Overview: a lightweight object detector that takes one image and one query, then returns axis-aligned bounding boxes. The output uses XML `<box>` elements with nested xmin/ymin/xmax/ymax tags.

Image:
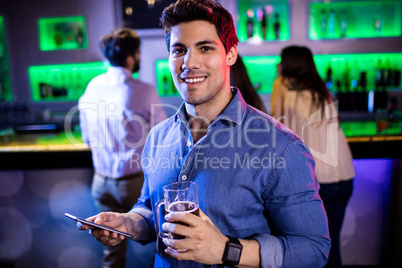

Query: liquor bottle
<box><xmin>375</xmin><ymin>59</ymin><xmax>384</xmax><ymax>89</ymax></box>
<box><xmin>274</xmin><ymin>13</ymin><xmax>280</xmax><ymax>39</ymax></box>
<box><xmin>0</xmin><ymin>40</ymin><xmax>4</xmax><ymax>60</ymax></box>
<box><xmin>327</xmin><ymin>9</ymin><xmax>337</xmax><ymax>38</ymax></box>
<box><xmin>320</xmin><ymin>9</ymin><xmax>327</xmax><ymax>37</ymax></box>
<box><xmin>359</xmin><ymin>71</ymin><xmax>368</xmax><ymax>111</ymax></box>
<box><xmin>325</xmin><ymin>62</ymin><xmax>333</xmax><ymax>91</ymax></box>
<box><xmin>246</xmin><ymin>9</ymin><xmax>254</xmax><ymax>39</ymax></box>
<box><xmin>374</xmin><ymin>4</ymin><xmax>384</xmax><ymax>35</ymax></box>
<box><xmin>76</xmin><ymin>26</ymin><xmax>84</xmax><ymax>47</ymax></box>
<box><xmin>260</xmin><ymin>8</ymin><xmax>267</xmax><ymax>39</ymax></box>
<box><xmin>340</xmin><ymin>9</ymin><xmax>347</xmax><ymax>38</ymax></box>
<box><xmin>342</xmin><ymin>60</ymin><xmax>351</xmax><ymax>110</ymax></box>
<box><xmin>163</xmin><ymin>75</ymin><xmax>169</xmax><ymax>96</ymax></box>
<box><xmin>383</xmin><ymin>58</ymin><xmax>391</xmax><ymax>88</ymax></box>
<box><xmin>350</xmin><ymin>60</ymin><xmax>359</xmax><ymax>91</ymax></box>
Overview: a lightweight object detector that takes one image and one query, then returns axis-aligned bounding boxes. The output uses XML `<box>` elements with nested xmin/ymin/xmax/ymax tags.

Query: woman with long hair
<box><xmin>271</xmin><ymin>45</ymin><xmax>355</xmax><ymax>268</ymax></box>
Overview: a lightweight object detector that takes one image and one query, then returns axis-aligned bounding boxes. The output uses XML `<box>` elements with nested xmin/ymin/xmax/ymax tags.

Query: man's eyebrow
<box><xmin>170</xmin><ymin>39</ymin><xmax>218</xmax><ymax>48</ymax></box>
<box><xmin>195</xmin><ymin>40</ymin><xmax>218</xmax><ymax>47</ymax></box>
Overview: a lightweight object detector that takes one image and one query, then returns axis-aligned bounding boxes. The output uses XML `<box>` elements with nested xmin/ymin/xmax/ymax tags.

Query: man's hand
<box><xmin>78</xmin><ymin>212</ymin><xmax>128</xmax><ymax>246</ymax></box>
<box><xmin>161</xmin><ymin>209</ymin><xmax>228</xmax><ymax>265</ymax></box>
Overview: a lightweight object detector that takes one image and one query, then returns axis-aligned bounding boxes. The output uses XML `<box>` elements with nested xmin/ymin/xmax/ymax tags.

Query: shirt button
<box><xmin>182</xmin><ymin>175</ymin><xmax>188</xmax><ymax>180</ymax></box>
<box><xmin>187</xmin><ymin>141</ymin><xmax>192</xmax><ymax>147</ymax></box>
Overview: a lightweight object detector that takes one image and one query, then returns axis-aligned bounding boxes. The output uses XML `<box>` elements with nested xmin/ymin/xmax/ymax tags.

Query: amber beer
<box><xmin>155</xmin><ymin>181</ymin><xmax>199</xmax><ymax>242</ymax></box>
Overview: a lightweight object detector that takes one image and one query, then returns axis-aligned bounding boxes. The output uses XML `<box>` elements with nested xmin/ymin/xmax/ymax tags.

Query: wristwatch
<box><xmin>221</xmin><ymin>235</ymin><xmax>243</xmax><ymax>267</ymax></box>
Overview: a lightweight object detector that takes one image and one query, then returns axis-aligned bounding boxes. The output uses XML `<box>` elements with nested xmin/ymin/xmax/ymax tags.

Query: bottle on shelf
<box><xmin>163</xmin><ymin>75</ymin><xmax>169</xmax><ymax>96</ymax></box>
<box><xmin>325</xmin><ymin>62</ymin><xmax>333</xmax><ymax>91</ymax></box>
<box><xmin>350</xmin><ymin>60</ymin><xmax>359</xmax><ymax>91</ymax></box>
<box><xmin>274</xmin><ymin>13</ymin><xmax>280</xmax><ymax>39</ymax></box>
<box><xmin>359</xmin><ymin>70</ymin><xmax>368</xmax><ymax>111</ymax></box>
<box><xmin>340</xmin><ymin>8</ymin><xmax>347</xmax><ymax>38</ymax></box>
<box><xmin>374</xmin><ymin>4</ymin><xmax>384</xmax><ymax>35</ymax></box>
<box><xmin>375</xmin><ymin>59</ymin><xmax>384</xmax><ymax>89</ymax></box>
<box><xmin>259</xmin><ymin>7</ymin><xmax>267</xmax><ymax>40</ymax></box>
<box><xmin>327</xmin><ymin>9</ymin><xmax>337</xmax><ymax>38</ymax></box>
<box><xmin>383</xmin><ymin>58</ymin><xmax>391</xmax><ymax>88</ymax></box>
<box><xmin>76</xmin><ymin>26</ymin><xmax>84</xmax><ymax>47</ymax></box>
<box><xmin>246</xmin><ymin>9</ymin><xmax>254</xmax><ymax>39</ymax></box>
<box><xmin>320</xmin><ymin>8</ymin><xmax>327</xmax><ymax>37</ymax></box>
<box><xmin>0</xmin><ymin>40</ymin><xmax>4</xmax><ymax>60</ymax></box>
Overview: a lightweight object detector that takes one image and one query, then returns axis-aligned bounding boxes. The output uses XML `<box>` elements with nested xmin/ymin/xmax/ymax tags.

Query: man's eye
<box><xmin>201</xmin><ymin>46</ymin><xmax>212</xmax><ymax>52</ymax></box>
<box><xmin>172</xmin><ymin>48</ymin><xmax>185</xmax><ymax>54</ymax></box>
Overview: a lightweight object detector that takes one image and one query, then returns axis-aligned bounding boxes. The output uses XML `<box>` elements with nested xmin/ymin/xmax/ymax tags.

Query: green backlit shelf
<box><xmin>28</xmin><ymin>63</ymin><xmax>139</xmax><ymax>101</ymax></box>
<box><xmin>309</xmin><ymin>0</ymin><xmax>402</xmax><ymax>40</ymax></box>
<box><xmin>341</xmin><ymin>121</ymin><xmax>402</xmax><ymax>137</ymax></box>
<box><xmin>313</xmin><ymin>53</ymin><xmax>402</xmax><ymax>93</ymax></box>
<box><xmin>237</xmin><ymin>0</ymin><xmax>290</xmax><ymax>42</ymax></box>
<box><xmin>38</xmin><ymin>16</ymin><xmax>88</xmax><ymax>51</ymax></box>
<box><xmin>0</xmin><ymin>16</ymin><xmax>12</xmax><ymax>101</ymax></box>
<box><xmin>155</xmin><ymin>59</ymin><xmax>179</xmax><ymax>97</ymax></box>
<box><xmin>29</xmin><ymin>62</ymin><xmax>108</xmax><ymax>101</ymax></box>
<box><xmin>155</xmin><ymin>53</ymin><xmax>401</xmax><ymax>97</ymax></box>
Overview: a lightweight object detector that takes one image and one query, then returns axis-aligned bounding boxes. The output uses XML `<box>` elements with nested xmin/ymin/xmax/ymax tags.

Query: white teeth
<box><xmin>185</xmin><ymin>77</ymin><xmax>205</xmax><ymax>83</ymax></box>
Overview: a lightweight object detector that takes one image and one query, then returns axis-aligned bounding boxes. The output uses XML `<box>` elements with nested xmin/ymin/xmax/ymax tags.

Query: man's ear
<box><xmin>125</xmin><ymin>54</ymin><xmax>134</xmax><ymax>69</ymax></box>
<box><xmin>226</xmin><ymin>45</ymin><xmax>238</xmax><ymax>66</ymax></box>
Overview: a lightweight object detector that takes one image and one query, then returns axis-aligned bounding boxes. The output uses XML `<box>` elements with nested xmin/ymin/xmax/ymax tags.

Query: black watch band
<box><xmin>221</xmin><ymin>235</ymin><xmax>243</xmax><ymax>267</ymax></box>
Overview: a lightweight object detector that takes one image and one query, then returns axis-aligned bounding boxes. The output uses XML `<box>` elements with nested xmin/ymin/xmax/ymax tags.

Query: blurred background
<box><xmin>0</xmin><ymin>0</ymin><xmax>401</xmax><ymax>267</ymax></box>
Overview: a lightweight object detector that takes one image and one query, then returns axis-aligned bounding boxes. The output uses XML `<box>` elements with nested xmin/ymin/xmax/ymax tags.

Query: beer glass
<box><xmin>155</xmin><ymin>181</ymin><xmax>199</xmax><ymax>240</ymax></box>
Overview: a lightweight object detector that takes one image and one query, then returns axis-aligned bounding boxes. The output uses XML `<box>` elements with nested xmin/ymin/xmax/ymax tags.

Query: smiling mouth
<box><xmin>183</xmin><ymin>77</ymin><xmax>206</xmax><ymax>83</ymax></box>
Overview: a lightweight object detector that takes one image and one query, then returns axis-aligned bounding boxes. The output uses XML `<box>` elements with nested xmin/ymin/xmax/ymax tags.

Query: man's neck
<box><xmin>185</xmin><ymin>87</ymin><xmax>233</xmax><ymax>143</ymax></box>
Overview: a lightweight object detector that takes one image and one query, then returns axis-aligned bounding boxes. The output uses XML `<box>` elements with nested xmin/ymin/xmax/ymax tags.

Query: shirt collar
<box><xmin>174</xmin><ymin>87</ymin><xmax>247</xmax><ymax>126</ymax></box>
<box><xmin>107</xmin><ymin>66</ymin><xmax>133</xmax><ymax>77</ymax></box>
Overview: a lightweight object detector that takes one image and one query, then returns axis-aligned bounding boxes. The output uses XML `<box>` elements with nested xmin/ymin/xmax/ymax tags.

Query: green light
<box><xmin>38</xmin><ymin>16</ymin><xmax>88</xmax><ymax>51</ymax></box>
<box><xmin>314</xmin><ymin>53</ymin><xmax>402</xmax><ymax>92</ymax></box>
<box><xmin>0</xmin><ymin>16</ymin><xmax>13</xmax><ymax>101</ymax></box>
<box><xmin>155</xmin><ymin>59</ymin><xmax>178</xmax><ymax>96</ymax></box>
<box><xmin>237</xmin><ymin>0</ymin><xmax>290</xmax><ymax>42</ymax></box>
<box><xmin>242</xmin><ymin>56</ymin><xmax>280</xmax><ymax>93</ymax></box>
<box><xmin>309</xmin><ymin>0</ymin><xmax>402</xmax><ymax>40</ymax></box>
<box><xmin>29</xmin><ymin>62</ymin><xmax>139</xmax><ymax>101</ymax></box>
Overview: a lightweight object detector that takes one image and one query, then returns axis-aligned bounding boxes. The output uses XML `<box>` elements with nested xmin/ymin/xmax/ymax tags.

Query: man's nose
<box><xmin>182</xmin><ymin>50</ymin><xmax>201</xmax><ymax>70</ymax></box>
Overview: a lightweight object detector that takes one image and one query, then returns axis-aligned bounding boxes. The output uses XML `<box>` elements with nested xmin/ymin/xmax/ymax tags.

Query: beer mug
<box><xmin>155</xmin><ymin>181</ymin><xmax>199</xmax><ymax>240</ymax></box>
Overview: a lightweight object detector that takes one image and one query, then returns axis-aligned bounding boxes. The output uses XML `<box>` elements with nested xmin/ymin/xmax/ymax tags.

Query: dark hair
<box><xmin>99</xmin><ymin>28</ymin><xmax>141</xmax><ymax>67</ymax></box>
<box><xmin>160</xmin><ymin>0</ymin><xmax>238</xmax><ymax>53</ymax></box>
<box><xmin>280</xmin><ymin>45</ymin><xmax>332</xmax><ymax>111</ymax></box>
<box><xmin>230</xmin><ymin>55</ymin><xmax>266</xmax><ymax>113</ymax></box>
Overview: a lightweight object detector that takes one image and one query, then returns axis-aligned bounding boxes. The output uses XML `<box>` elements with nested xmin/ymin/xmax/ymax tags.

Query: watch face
<box><xmin>227</xmin><ymin>245</ymin><xmax>242</xmax><ymax>261</ymax></box>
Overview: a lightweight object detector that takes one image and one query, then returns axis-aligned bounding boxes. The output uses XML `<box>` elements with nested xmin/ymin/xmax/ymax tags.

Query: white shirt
<box><xmin>79</xmin><ymin>66</ymin><xmax>167</xmax><ymax>178</ymax></box>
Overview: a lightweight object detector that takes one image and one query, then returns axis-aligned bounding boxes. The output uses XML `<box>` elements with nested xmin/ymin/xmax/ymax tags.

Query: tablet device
<box><xmin>64</xmin><ymin>213</ymin><xmax>133</xmax><ymax>238</ymax></box>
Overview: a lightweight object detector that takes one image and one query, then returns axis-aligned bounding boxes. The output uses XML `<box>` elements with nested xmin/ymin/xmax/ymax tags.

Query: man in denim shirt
<box><xmin>80</xmin><ymin>0</ymin><xmax>330</xmax><ymax>267</ymax></box>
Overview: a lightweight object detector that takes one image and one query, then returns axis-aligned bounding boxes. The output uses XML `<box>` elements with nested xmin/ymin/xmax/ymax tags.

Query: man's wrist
<box><xmin>221</xmin><ymin>235</ymin><xmax>243</xmax><ymax>267</ymax></box>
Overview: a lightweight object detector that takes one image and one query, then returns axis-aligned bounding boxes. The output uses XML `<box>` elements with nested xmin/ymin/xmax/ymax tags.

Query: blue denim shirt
<box><xmin>132</xmin><ymin>89</ymin><xmax>330</xmax><ymax>268</ymax></box>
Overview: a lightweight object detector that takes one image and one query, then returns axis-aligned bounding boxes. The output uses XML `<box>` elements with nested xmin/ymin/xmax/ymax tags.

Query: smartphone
<box><xmin>64</xmin><ymin>213</ymin><xmax>133</xmax><ymax>238</ymax></box>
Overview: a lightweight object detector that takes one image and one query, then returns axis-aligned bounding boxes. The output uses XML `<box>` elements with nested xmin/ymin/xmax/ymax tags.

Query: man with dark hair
<box><xmin>78</xmin><ymin>27</ymin><xmax>166</xmax><ymax>268</ymax></box>
<box><xmin>80</xmin><ymin>1</ymin><xmax>330</xmax><ymax>267</ymax></box>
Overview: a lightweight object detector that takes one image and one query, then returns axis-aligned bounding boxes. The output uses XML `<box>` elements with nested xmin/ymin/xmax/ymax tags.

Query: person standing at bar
<box><xmin>78</xmin><ymin>1</ymin><xmax>330</xmax><ymax>267</ymax></box>
<box><xmin>78</xmin><ymin>28</ymin><xmax>167</xmax><ymax>268</ymax></box>
<box><xmin>230</xmin><ymin>54</ymin><xmax>267</xmax><ymax>113</ymax></box>
<box><xmin>271</xmin><ymin>45</ymin><xmax>355</xmax><ymax>268</ymax></box>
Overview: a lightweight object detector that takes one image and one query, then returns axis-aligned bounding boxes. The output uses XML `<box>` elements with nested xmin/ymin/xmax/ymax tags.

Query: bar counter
<box><xmin>0</xmin><ymin>120</ymin><xmax>401</xmax><ymax>170</ymax></box>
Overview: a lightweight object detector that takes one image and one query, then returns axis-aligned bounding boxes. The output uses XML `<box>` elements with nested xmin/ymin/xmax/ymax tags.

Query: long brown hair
<box><xmin>230</xmin><ymin>55</ymin><xmax>266</xmax><ymax>113</ymax></box>
<box><xmin>280</xmin><ymin>46</ymin><xmax>332</xmax><ymax>111</ymax></box>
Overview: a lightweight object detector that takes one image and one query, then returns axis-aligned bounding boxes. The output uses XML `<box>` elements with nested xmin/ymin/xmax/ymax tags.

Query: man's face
<box><xmin>168</xmin><ymin>20</ymin><xmax>234</xmax><ymax>106</ymax></box>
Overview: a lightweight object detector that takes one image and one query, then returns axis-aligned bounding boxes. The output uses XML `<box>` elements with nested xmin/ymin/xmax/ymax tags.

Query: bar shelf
<box><xmin>309</xmin><ymin>0</ymin><xmax>402</xmax><ymax>40</ymax></box>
